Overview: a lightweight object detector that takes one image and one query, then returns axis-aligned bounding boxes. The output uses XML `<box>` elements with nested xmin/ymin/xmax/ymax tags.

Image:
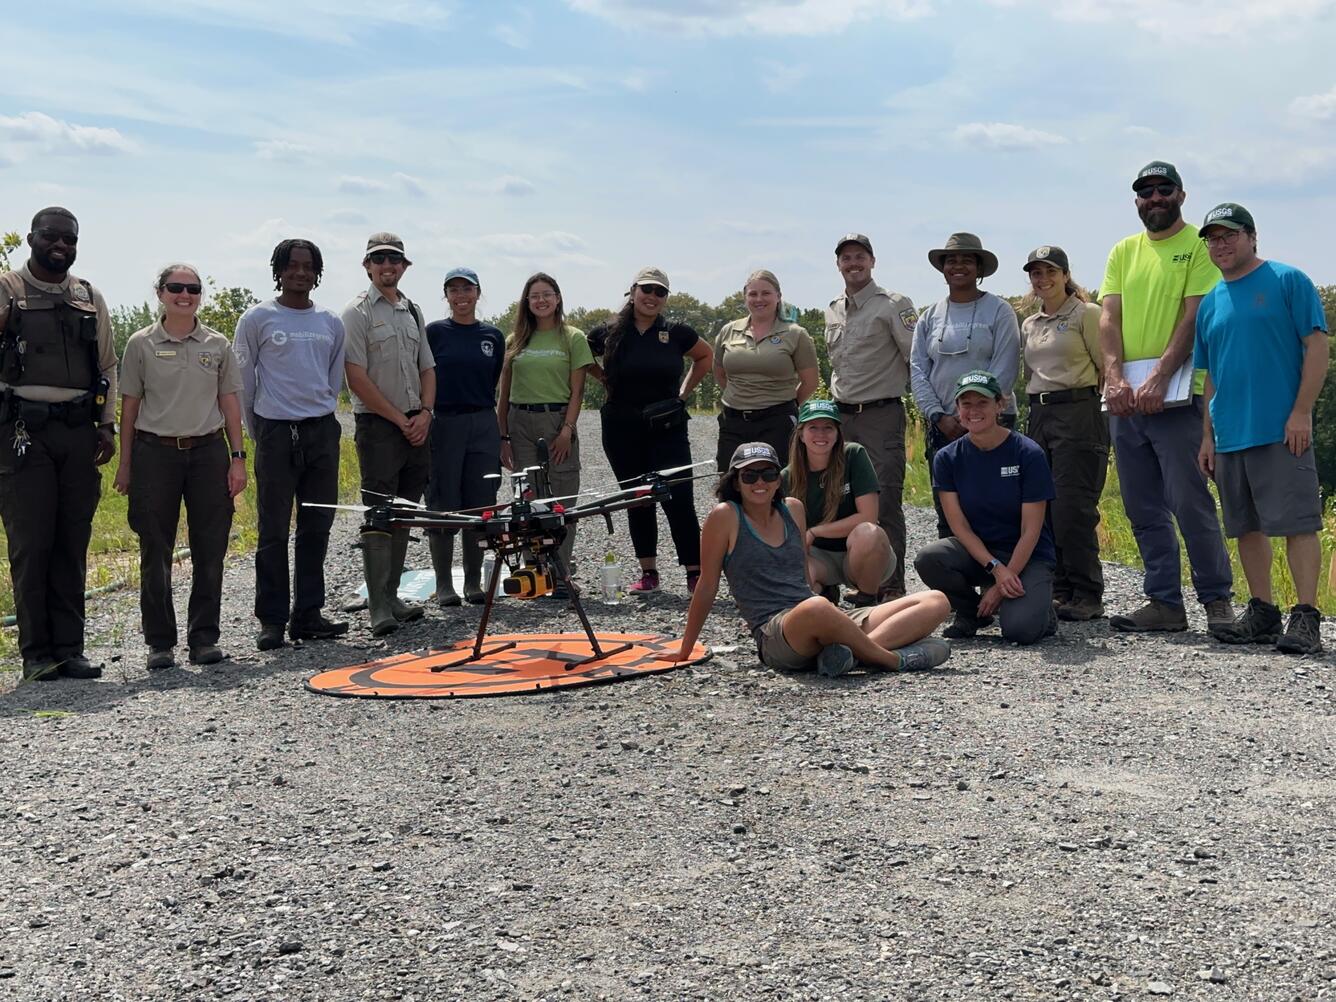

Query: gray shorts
<box><xmin>808</xmin><ymin>545</ymin><xmax>897</xmax><ymax>589</ymax></box>
<box><xmin>753</xmin><ymin>605</ymin><xmax>874</xmax><ymax>672</ymax></box>
<box><xmin>1215</xmin><ymin>442</ymin><xmax>1322</xmax><ymax>538</ymax></box>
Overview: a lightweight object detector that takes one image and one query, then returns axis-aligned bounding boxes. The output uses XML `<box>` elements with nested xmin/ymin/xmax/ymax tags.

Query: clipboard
<box><xmin>1103</xmin><ymin>357</ymin><xmax>1195</xmax><ymax>411</ymax></box>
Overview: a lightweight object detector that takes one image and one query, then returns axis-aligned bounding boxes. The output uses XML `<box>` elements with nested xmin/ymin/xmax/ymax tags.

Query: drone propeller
<box><xmin>301</xmin><ymin>502</ymin><xmax>374</xmax><ymax>513</ymax></box>
<box><xmin>360</xmin><ymin>490</ymin><xmax>426</xmax><ymax>509</ymax></box>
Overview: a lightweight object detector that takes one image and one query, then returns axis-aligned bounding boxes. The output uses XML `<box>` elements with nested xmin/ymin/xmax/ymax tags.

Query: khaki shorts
<box><xmin>808</xmin><ymin>545</ymin><xmax>896</xmax><ymax>590</ymax></box>
<box><xmin>1215</xmin><ymin>442</ymin><xmax>1322</xmax><ymax>538</ymax></box>
<box><xmin>754</xmin><ymin>605</ymin><xmax>875</xmax><ymax>672</ymax></box>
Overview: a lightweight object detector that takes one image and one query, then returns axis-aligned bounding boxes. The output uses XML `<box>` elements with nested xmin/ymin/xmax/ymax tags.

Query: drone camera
<box><xmin>503</xmin><ymin>565</ymin><xmax>551</xmax><ymax>599</ymax></box>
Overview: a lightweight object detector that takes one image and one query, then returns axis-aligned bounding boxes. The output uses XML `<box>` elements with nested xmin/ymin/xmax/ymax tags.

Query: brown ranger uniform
<box><xmin>0</xmin><ymin>265</ymin><xmax>118</xmax><ymax>673</ymax></box>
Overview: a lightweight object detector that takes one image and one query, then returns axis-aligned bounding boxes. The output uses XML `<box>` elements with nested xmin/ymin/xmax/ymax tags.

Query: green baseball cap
<box><xmin>953</xmin><ymin>369</ymin><xmax>1002</xmax><ymax>401</ymax></box>
<box><xmin>797</xmin><ymin>399</ymin><xmax>842</xmax><ymax>425</ymax></box>
<box><xmin>1201</xmin><ymin>202</ymin><xmax>1255</xmax><ymax>234</ymax></box>
<box><xmin>1133</xmin><ymin>161</ymin><xmax>1183</xmax><ymax>191</ymax></box>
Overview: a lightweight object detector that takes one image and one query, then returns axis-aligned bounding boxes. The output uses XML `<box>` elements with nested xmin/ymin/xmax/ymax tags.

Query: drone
<box><xmin>305</xmin><ymin>442</ymin><xmax>714</xmax><ymax>671</ymax></box>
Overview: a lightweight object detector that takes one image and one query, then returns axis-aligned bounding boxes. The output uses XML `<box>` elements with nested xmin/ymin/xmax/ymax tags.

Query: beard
<box><xmin>31</xmin><ymin>245</ymin><xmax>75</xmax><ymax>275</ymax></box>
<box><xmin>1138</xmin><ymin>201</ymin><xmax>1182</xmax><ymax>234</ymax></box>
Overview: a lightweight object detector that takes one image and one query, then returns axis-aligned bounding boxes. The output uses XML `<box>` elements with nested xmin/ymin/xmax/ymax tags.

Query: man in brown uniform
<box><xmin>0</xmin><ymin>207</ymin><xmax>118</xmax><ymax>681</ymax></box>
<box><xmin>824</xmin><ymin>233</ymin><xmax>918</xmax><ymax>600</ymax></box>
<box><xmin>342</xmin><ymin>233</ymin><xmax>436</xmax><ymax>636</ymax></box>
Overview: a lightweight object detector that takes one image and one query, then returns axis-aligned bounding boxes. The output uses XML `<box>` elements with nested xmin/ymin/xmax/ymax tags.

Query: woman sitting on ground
<box><xmin>782</xmin><ymin>398</ymin><xmax>894</xmax><ymax>606</ymax></box>
<box><xmin>672</xmin><ymin>441</ymin><xmax>951</xmax><ymax>675</ymax></box>
<box><xmin>914</xmin><ymin>370</ymin><xmax>1057</xmax><ymax>645</ymax></box>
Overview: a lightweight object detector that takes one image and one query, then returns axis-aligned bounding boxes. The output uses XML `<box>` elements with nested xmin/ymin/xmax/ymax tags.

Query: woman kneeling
<box><xmin>914</xmin><ymin>370</ymin><xmax>1057</xmax><ymax>644</ymax></box>
<box><xmin>673</xmin><ymin>442</ymin><xmax>951</xmax><ymax>675</ymax></box>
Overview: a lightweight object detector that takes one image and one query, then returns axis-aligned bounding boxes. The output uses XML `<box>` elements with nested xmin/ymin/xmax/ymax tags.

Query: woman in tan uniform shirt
<box><xmin>1020</xmin><ymin>246</ymin><xmax>1108</xmax><ymax>622</ymax></box>
<box><xmin>115</xmin><ymin>265</ymin><xmax>247</xmax><ymax>669</ymax></box>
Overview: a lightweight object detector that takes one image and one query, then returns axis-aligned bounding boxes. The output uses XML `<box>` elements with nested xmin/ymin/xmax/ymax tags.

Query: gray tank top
<box><xmin>723</xmin><ymin>501</ymin><xmax>814</xmax><ymax>635</ymax></box>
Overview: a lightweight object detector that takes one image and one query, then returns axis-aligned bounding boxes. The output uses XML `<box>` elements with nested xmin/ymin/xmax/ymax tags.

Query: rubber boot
<box><xmin>388</xmin><ymin>527</ymin><xmax>426</xmax><ymax>623</ymax></box>
<box><xmin>462</xmin><ymin>529</ymin><xmax>486</xmax><ymax>605</ymax></box>
<box><xmin>429</xmin><ymin>530</ymin><xmax>461</xmax><ymax>608</ymax></box>
<box><xmin>361</xmin><ymin>530</ymin><xmax>399</xmax><ymax>637</ymax></box>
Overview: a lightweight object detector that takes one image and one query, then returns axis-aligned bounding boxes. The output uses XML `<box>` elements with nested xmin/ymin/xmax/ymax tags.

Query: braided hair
<box><xmin>269</xmin><ymin>239</ymin><xmax>324</xmax><ymax>291</ymax></box>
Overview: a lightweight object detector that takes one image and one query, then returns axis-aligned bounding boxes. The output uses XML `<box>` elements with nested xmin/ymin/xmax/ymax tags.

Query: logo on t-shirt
<box><xmin>659</xmin><ymin>331</ymin><xmax>670</xmax><ymax>344</ymax></box>
<box><xmin>1172</xmin><ymin>253</ymin><xmax>1195</xmax><ymax>264</ymax></box>
<box><xmin>1000</xmin><ymin>465</ymin><xmax>1019</xmax><ymax>477</ymax></box>
<box><xmin>480</xmin><ymin>340</ymin><xmax>494</xmax><ymax>357</ymax></box>
<box><xmin>769</xmin><ymin>336</ymin><xmax>782</xmax><ymax>345</ymax></box>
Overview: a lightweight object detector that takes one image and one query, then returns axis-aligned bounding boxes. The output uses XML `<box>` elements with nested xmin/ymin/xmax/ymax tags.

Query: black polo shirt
<box><xmin>588</xmin><ymin>316</ymin><xmax>699</xmax><ymax>409</ymax></box>
<box><xmin>426</xmin><ymin>318</ymin><xmax>505</xmax><ymax>411</ymax></box>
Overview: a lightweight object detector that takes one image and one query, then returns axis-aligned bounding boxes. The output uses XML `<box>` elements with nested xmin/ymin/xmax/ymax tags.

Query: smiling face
<box><xmin>1134</xmin><ymin>182</ymin><xmax>1185</xmax><ymax>234</ymax></box>
<box><xmin>941</xmin><ymin>252</ymin><xmax>979</xmax><ymax>293</ymax></box>
<box><xmin>631</xmin><ymin>283</ymin><xmax>668</xmax><ymax>322</ymax></box>
<box><xmin>365</xmin><ymin>251</ymin><xmax>408</xmax><ymax>293</ymax></box>
<box><xmin>745</xmin><ymin>277</ymin><xmax>780</xmax><ymax>322</ymax></box>
<box><xmin>1202</xmin><ymin>225</ymin><xmax>1258</xmax><ymax>277</ymax></box>
<box><xmin>445</xmin><ymin>277</ymin><xmax>480</xmax><ymax>318</ymax></box>
<box><xmin>279</xmin><ymin>246</ymin><xmax>317</xmax><ymax>296</ymax></box>
<box><xmin>28</xmin><ymin>213</ymin><xmax>79</xmax><ymax>277</ymax></box>
<box><xmin>1027</xmin><ymin>262</ymin><xmax>1067</xmax><ymax>303</ymax></box>
<box><xmin>799</xmin><ymin>418</ymin><xmax>839</xmax><ymax>460</ymax></box>
<box><xmin>736</xmin><ymin>463</ymin><xmax>781</xmax><ymax>503</ymax></box>
<box><xmin>527</xmin><ymin>280</ymin><xmax>560</xmax><ymax>323</ymax></box>
<box><xmin>955</xmin><ymin>389</ymin><xmax>1001</xmax><ymax>433</ymax></box>
<box><xmin>156</xmin><ymin>267</ymin><xmax>203</xmax><ymax>324</ymax></box>
<box><xmin>837</xmin><ymin>245</ymin><xmax>875</xmax><ymax>291</ymax></box>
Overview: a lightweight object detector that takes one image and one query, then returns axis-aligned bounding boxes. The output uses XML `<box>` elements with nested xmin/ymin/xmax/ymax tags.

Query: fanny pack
<box><xmin>641</xmin><ymin>397</ymin><xmax>687</xmax><ymax>432</ymax></box>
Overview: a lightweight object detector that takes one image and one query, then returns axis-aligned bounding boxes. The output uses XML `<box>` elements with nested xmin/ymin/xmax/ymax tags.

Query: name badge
<box><xmin>155</xmin><ymin>350</ymin><xmax>178</xmax><ymax>358</ymax></box>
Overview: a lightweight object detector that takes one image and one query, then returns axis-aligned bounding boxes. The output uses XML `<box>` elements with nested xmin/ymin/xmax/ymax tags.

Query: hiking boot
<box><xmin>1276</xmin><ymin>604</ymin><xmax>1323</xmax><ymax>655</ymax></box>
<box><xmin>1057</xmin><ymin>597</ymin><xmax>1104</xmax><ymax>622</ymax></box>
<box><xmin>256</xmin><ymin>623</ymin><xmax>287</xmax><ymax>651</ymax></box>
<box><xmin>629</xmin><ymin>569</ymin><xmax>660</xmax><ymax>594</ymax></box>
<box><xmin>1203</xmin><ymin>597</ymin><xmax>1235</xmax><ymax>635</ymax></box>
<box><xmin>146</xmin><ymin>648</ymin><xmax>176</xmax><ymax>671</ymax></box>
<box><xmin>1109</xmin><ymin>599</ymin><xmax>1187</xmax><ymax>633</ymax></box>
<box><xmin>289</xmin><ymin>612</ymin><xmax>349</xmax><ymax>641</ymax></box>
<box><xmin>816</xmin><ymin>643</ymin><xmax>856</xmax><ymax>678</ymax></box>
<box><xmin>894</xmin><ymin>638</ymin><xmax>952</xmax><ymax>671</ymax></box>
<box><xmin>1211</xmin><ymin>597</ymin><xmax>1282</xmax><ymax>645</ymax></box>
<box><xmin>942</xmin><ymin>612</ymin><xmax>993</xmax><ymax>639</ymax></box>
<box><xmin>190</xmin><ymin>645</ymin><xmax>225</xmax><ymax>666</ymax></box>
<box><xmin>22</xmin><ymin>657</ymin><xmax>61</xmax><ymax>682</ymax></box>
<box><xmin>59</xmin><ymin>655</ymin><xmax>102</xmax><ymax>679</ymax></box>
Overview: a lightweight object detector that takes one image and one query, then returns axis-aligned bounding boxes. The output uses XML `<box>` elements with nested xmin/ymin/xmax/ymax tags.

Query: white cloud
<box><xmin>114</xmin><ymin>0</ymin><xmax>451</xmax><ymax>44</ymax></box>
<box><xmin>338</xmin><ymin>176</ymin><xmax>390</xmax><ymax>195</ymax></box>
<box><xmin>565</xmin><ymin>0</ymin><xmax>932</xmax><ymax>35</ymax></box>
<box><xmin>1013</xmin><ymin>0</ymin><xmax>1334</xmax><ymax>37</ymax></box>
<box><xmin>756</xmin><ymin>58</ymin><xmax>810</xmax><ymax>94</ymax></box>
<box><xmin>953</xmin><ymin>122</ymin><xmax>1068</xmax><ymax>151</ymax></box>
<box><xmin>486</xmin><ymin>175</ymin><xmax>537</xmax><ymax>197</ymax></box>
<box><xmin>0</xmin><ymin>111</ymin><xmax>135</xmax><ymax>158</ymax></box>
<box><xmin>326</xmin><ymin>210</ymin><xmax>370</xmax><ymax>226</ymax></box>
<box><xmin>255</xmin><ymin>139</ymin><xmax>313</xmax><ymax>162</ymax></box>
<box><xmin>476</xmin><ymin>231</ymin><xmax>590</xmax><ymax>259</ymax></box>
<box><xmin>394</xmin><ymin>172</ymin><xmax>428</xmax><ymax>198</ymax></box>
<box><xmin>1292</xmin><ymin>85</ymin><xmax>1336</xmax><ymax>120</ymax></box>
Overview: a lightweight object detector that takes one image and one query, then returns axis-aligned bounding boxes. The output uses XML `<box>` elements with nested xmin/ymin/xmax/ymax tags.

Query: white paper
<box><xmin>1104</xmin><ymin>357</ymin><xmax>1195</xmax><ymax>410</ymax></box>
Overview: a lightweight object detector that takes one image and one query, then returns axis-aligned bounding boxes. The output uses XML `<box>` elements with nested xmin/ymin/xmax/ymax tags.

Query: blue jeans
<box><xmin>1109</xmin><ymin>397</ymin><xmax>1232</xmax><ymax>606</ymax></box>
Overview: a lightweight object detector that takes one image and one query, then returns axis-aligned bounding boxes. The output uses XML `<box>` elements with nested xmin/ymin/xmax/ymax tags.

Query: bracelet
<box><xmin>500</xmin><ymin>435</ymin><xmax>511</xmax><ymax>442</ymax></box>
<box><xmin>562</xmin><ymin>421</ymin><xmax>576</xmax><ymax>433</ymax></box>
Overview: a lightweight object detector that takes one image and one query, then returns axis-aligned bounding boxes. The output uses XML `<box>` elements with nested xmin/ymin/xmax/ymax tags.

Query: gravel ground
<box><xmin>2</xmin><ymin>412</ymin><xmax>1335</xmax><ymax>1001</ymax></box>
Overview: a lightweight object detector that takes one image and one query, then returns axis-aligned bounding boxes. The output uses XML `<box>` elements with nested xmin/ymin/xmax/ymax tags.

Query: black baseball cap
<box><xmin>1133</xmin><ymin>161</ymin><xmax>1183</xmax><ymax>191</ymax></box>
<box><xmin>1200</xmin><ymin>202</ymin><xmax>1255</xmax><ymax>234</ymax></box>
<box><xmin>1023</xmin><ymin>245</ymin><xmax>1070</xmax><ymax>272</ymax></box>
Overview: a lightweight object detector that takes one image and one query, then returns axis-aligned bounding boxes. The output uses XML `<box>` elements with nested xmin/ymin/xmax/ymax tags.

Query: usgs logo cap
<box><xmin>728</xmin><ymin>441</ymin><xmax>781</xmax><ymax>471</ymax></box>
<box><xmin>1133</xmin><ymin>160</ymin><xmax>1183</xmax><ymax>191</ymax></box>
<box><xmin>952</xmin><ymin>369</ymin><xmax>1002</xmax><ymax>401</ymax></box>
<box><xmin>1201</xmin><ymin>202</ymin><xmax>1254</xmax><ymax>234</ymax></box>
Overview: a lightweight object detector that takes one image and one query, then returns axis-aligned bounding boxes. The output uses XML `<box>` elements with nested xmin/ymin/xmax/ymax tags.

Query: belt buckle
<box><xmin>854</xmin><ymin>402</ymin><xmax>866</xmax><ymax>414</ymax></box>
<box><xmin>1038</xmin><ymin>391</ymin><xmax>1051</xmax><ymax>406</ymax></box>
<box><xmin>176</xmin><ymin>436</ymin><xmax>191</xmax><ymax>450</ymax></box>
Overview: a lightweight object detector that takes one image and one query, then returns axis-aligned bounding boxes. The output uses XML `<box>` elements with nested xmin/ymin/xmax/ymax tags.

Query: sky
<box><xmin>3</xmin><ymin>0</ymin><xmax>1335</xmax><ymax>321</ymax></box>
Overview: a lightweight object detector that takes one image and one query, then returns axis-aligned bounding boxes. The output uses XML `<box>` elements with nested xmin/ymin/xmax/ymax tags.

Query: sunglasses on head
<box><xmin>738</xmin><ymin>466</ymin><xmax>780</xmax><ymax>484</ymax></box>
<box><xmin>164</xmin><ymin>282</ymin><xmax>203</xmax><ymax>295</ymax></box>
<box><xmin>369</xmin><ymin>252</ymin><xmax>405</xmax><ymax>265</ymax></box>
<box><xmin>1135</xmin><ymin>183</ymin><xmax>1178</xmax><ymax>198</ymax></box>
<box><xmin>638</xmin><ymin>284</ymin><xmax>669</xmax><ymax>298</ymax></box>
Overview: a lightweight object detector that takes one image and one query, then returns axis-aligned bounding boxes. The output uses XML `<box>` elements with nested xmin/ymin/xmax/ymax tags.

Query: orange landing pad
<box><xmin>305</xmin><ymin>633</ymin><xmax>711</xmax><ymax>699</ymax></box>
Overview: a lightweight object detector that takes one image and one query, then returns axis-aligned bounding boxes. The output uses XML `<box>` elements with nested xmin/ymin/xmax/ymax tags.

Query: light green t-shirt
<box><xmin>508</xmin><ymin>326</ymin><xmax>593</xmax><ymax>404</ymax></box>
<box><xmin>1100</xmin><ymin>224</ymin><xmax>1221</xmax><ymax>393</ymax></box>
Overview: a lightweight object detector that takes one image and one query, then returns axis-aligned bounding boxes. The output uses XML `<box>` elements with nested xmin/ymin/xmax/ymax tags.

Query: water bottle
<box><xmin>482</xmin><ymin>553</ymin><xmax>501</xmax><ymax>597</ymax></box>
<box><xmin>600</xmin><ymin>551</ymin><xmax>622</xmax><ymax>604</ymax></box>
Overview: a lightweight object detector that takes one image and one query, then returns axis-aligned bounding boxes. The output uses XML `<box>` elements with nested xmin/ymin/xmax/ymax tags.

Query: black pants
<box><xmin>1027</xmin><ymin>396</ymin><xmax>1108</xmax><ymax>603</ymax></box>
<box><xmin>0</xmin><ymin>418</ymin><xmax>100</xmax><ymax>662</ymax></box>
<box><xmin>601</xmin><ymin>403</ymin><xmax>702</xmax><ymax>566</ymax></box>
<box><xmin>716</xmin><ymin>401</ymin><xmax>799</xmax><ymax>473</ymax></box>
<box><xmin>426</xmin><ymin>409</ymin><xmax>499</xmax><ymax>513</ymax></box>
<box><xmin>914</xmin><ymin>539</ymin><xmax>1054</xmax><ymax>645</ymax></box>
<box><xmin>354</xmin><ymin>412</ymin><xmax>431</xmax><ymax>508</ymax></box>
<box><xmin>253</xmin><ymin>413</ymin><xmax>340</xmax><ymax>625</ymax></box>
<box><xmin>127</xmin><ymin>435</ymin><xmax>233</xmax><ymax>649</ymax></box>
<box><xmin>925</xmin><ymin>413</ymin><xmax>1017</xmax><ymax>537</ymax></box>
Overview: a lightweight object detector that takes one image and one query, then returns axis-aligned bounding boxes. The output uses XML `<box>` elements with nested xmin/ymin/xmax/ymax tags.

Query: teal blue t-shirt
<box><xmin>1193</xmin><ymin>261</ymin><xmax>1329</xmax><ymax>453</ymax></box>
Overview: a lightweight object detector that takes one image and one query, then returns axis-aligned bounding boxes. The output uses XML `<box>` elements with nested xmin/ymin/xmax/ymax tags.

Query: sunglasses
<box><xmin>638</xmin><ymin>284</ymin><xmax>669</xmax><ymax>298</ymax></box>
<box><xmin>368</xmin><ymin>252</ymin><xmax>405</xmax><ymax>265</ymax></box>
<box><xmin>37</xmin><ymin>229</ymin><xmax>78</xmax><ymax>246</ymax></box>
<box><xmin>163</xmin><ymin>282</ymin><xmax>203</xmax><ymax>295</ymax></box>
<box><xmin>1135</xmin><ymin>183</ymin><xmax>1178</xmax><ymax>199</ymax></box>
<box><xmin>738</xmin><ymin>466</ymin><xmax>780</xmax><ymax>484</ymax></box>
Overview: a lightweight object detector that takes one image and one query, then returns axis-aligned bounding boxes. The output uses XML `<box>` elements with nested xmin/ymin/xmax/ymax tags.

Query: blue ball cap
<box><xmin>444</xmin><ymin>266</ymin><xmax>480</xmax><ymax>287</ymax></box>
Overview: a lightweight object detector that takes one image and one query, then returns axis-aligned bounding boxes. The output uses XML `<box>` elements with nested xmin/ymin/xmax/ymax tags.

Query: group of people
<box><xmin>0</xmin><ymin>157</ymin><xmax>1328</xmax><ymax>681</ymax></box>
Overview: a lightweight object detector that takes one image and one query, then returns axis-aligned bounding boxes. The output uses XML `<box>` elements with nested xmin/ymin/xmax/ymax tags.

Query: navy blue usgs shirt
<box><xmin>426</xmin><ymin>318</ymin><xmax>505</xmax><ymax>410</ymax></box>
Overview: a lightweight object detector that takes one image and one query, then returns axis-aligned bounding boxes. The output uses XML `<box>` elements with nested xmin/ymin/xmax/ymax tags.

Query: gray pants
<box><xmin>509</xmin><ymin>406</ymin><xmax>580</xmax><ymax>571</ymax></box>
<box><xmin>839</xmin><ymin>400</ymin><xmax>906</xmax><ymax>594</ymax></box>
<box><xmin>914</xmin><ymin>538</ymin><xmax>1054</xmax><ymax>645</ymax></box>
<box><xmin>1109</xmin><ymin>397</ymin><xmax>1231</xmax><ymax>607</ymax></box>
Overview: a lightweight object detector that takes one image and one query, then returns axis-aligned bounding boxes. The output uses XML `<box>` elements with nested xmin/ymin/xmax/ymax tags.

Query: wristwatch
<box><xmin>984</xmin><ymin>558</ymin><xmax>1000</xmax><ymax>573</ymax></box>
<box><xmin>230</xmin><ymin>450</ymin><xmax>247</xmax><ymax>460</ymax></box>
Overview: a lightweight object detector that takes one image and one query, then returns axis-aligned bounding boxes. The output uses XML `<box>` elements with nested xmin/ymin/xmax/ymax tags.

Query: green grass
<box><xmin>905</xmin><ymin>416</ymin><xmax>1336</xmax><ymax>615</ymax></box>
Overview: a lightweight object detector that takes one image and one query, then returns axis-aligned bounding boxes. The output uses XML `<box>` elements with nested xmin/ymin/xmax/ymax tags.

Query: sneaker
<box><xmin>894</xmin><ymin>638</ymin><xmax>952</xmax><ymax>671</ymax></box>
<box><xmin>256</xmin><ymin>623</ymin><xmax>287</xmax><ymax>651</ymax></box>
<box><xmin>816</xmin><ymin>643</ymin><xmax>856</xmax><ymax>678</ymax></box>
<box><xmin>21</xmin><ymin>657</ymin><xmax>61</xmax><ymax>682</ymax></box>
<box><xmin>1057</xmin><ymin>598</ymin><xmax>1104</xmax><ymax>622</ymax></box>
<box><xmin>1276</xmin><ymin>604</ymin><xmax>1323</xmax><ymax>655</ymax></box>
<box><xmin>942</xmin><ymin>612</ymin><xmax>993</xmax><ymax>639</ymax></box>
<box><xmin>629</xmin><ymin>570</ymin><xmax>660</xmax><ymax>594</ymax></box>
<box><xmin>59</xmin><ymin>655</ymin><xmax>103</xmax><ymax>680</ymax></box>
<box><xmin>1203</xmin><ymin>597</ymin><xmax>1236</xmax><ymax>635</ymax></box>
<box><xmin>1212</xmin><ymin>597</ymin><xmax>1282</xmax><ymax>645</ymax></box>
<box><xmin>146</xmin><ymin>648</ymin><xmax>176</xmax><ymax>671</ymax></box>
<box><xmin>189</xmin><ymin>645</ymin><xmax>225</xmax><ymax>666</ymax></box>
<box><xmin>686</xmin><ymin>571</ymin><xmax>701</xmax><ymax>595</ymax></box>
<box><xmin>1109</xmin><ymin>599</ymin><xmax>1188</xmax><ymax>633</ymax></box>
<box><xmin>289</xmin><ymin>612</ymin><xmax>350</xmax><ymax>642</ymax></box>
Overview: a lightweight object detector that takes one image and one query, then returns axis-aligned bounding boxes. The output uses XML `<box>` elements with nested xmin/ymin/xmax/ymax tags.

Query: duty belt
<box><xmin>135</xmin><ymin>429</ymin><xmax>224</xmax><ymax>450</ymax></box>
<box><xmin>835</xmin><ymin>396</ymin><xmax>901</xmax><ymax>414</ymax></box>
<box><xmin>722</xmin><ymin>400</ymin><xmax>796</xmax><ymax>421</ymax></box>
<box><xmin>0</xmin><ymin>391</ymin><xmax>95</xmax><ymax>426</ymax></box>
<box><xmin>1028</xmin><ymin>386</ymin><xmax>1099</xmax><ymax>406</ymax></box>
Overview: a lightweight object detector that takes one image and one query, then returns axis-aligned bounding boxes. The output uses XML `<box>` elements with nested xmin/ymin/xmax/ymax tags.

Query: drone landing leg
<box><xmin>430</xmin><ymin>549</ymin><xmax>516</xmax><ymax>671</ymax></box>
<box><xmin>549</xmin><ymin>552</ymin><xmax>631</xmax><ymax>669</ymax></box>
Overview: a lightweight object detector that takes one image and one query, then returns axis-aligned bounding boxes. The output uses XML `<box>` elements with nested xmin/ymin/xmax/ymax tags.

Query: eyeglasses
<box><xmin>368</xmin><ymin>252</ymin><xmax>405</xmax><ymax>265</ymax></box>
<box><xmin>36</xmin><ymin>229</ymin><xmax>78</xmax><ymax>246</ymax></box>
<box><xmin>1135</xmin><ymin>183</ymin><xmax>1178</xmax><ymax>199</ymax></box>
<box><xmin>528</xmin><ymin>292</ymin><xmax>557</xmax><ymax>302</ymax></box>
<box><xmin>1203</xmin><ymin>229</ymin><xmax>1246</xmax><ymax>247</ymax></box>
<box><xmin>738</xmin><ymin>467</ymin><xmax>780</xmax><ymax>484</ymax></box>
<box><xmin>163</xmin><ymin>282</ymin><xmax>203</xmax><ymax>295</ymax></box>
<box><xmin>638</xmin><ymin>284</ymin><xmax>669</xmax><ymax>298</ymax></box>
